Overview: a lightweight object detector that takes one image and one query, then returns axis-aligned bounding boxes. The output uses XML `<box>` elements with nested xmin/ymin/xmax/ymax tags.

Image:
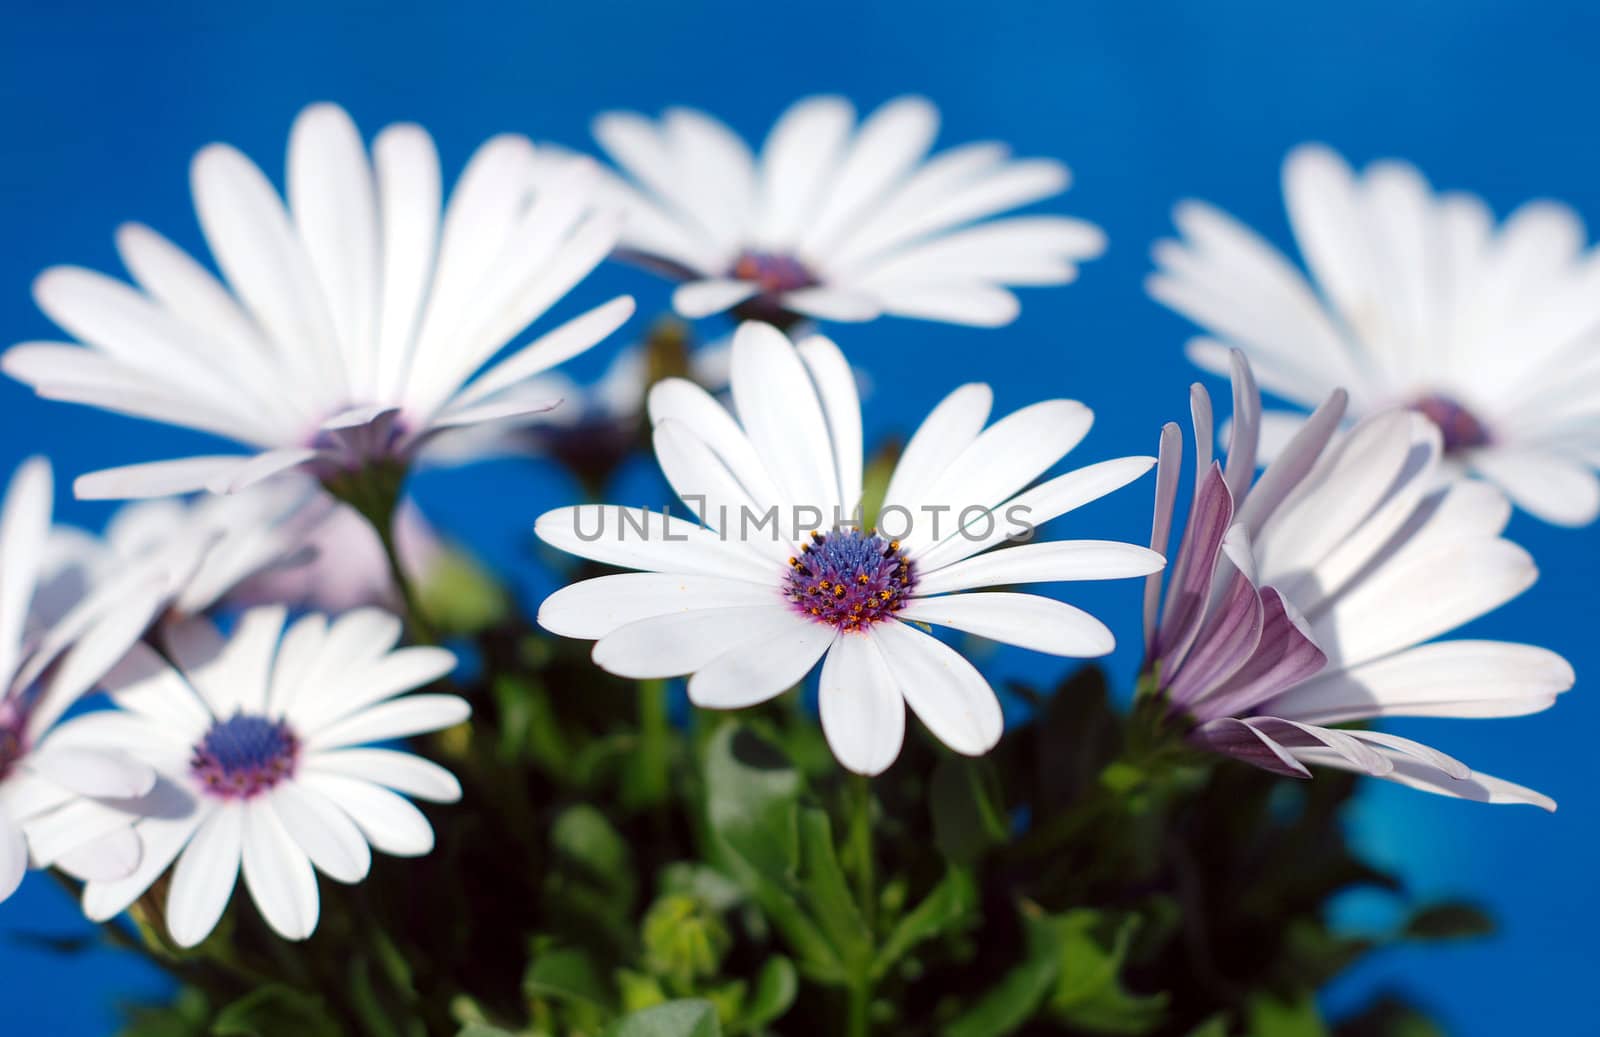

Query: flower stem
<box><xmin>846</xmin><ymin>773</ymin><xmax>876</xmax><ymax>1037</ymax></box>
<box><xmin>323</xmin><ymin>462</ymin><xmax>436</xmax><ymax>644</ymax></box>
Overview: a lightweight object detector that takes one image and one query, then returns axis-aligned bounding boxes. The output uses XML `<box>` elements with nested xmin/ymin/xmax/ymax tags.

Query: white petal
<box><xmin>818</xmin><ymin>634</ymin><xmax>905</xmax><ymax>776</ymax></box>
<box><xmin>165</xmin><ymin>607</ymin><xmax>286</xmax><ymax>718</ymax></box>
<box><xmin>25</xmin><ymin>746</ymin><xmax>156</xmax><ymax>800</ymax></box>
<box><xmin>875</xmin><ymin>283</ymin><xmax>1021</xmax><ymax>327</ymax></box>
<box><xmin>306</xmin><ymin>694</ymin><xmax>470</xmax><ymax>751</ymax></box>
<box><xmin>534</xmin><ymin>505</ymin><xmax>774</xmax><ymax>583</ymax></box>
<box><xmin>83</xmin><ymin>803</ymin><xmax>205</xmax><ymax>922</ymax></box>
<box><xmin>1270</xmin><ymin>640</ymin><xmax>1573</xmax><ymax>724</ymax></box>
<box><xmin>900</xmin><ymin>592</ymin><xmax>1114</xmax><ymax>657</ymax></box>
<box><xmin>686</xmin><ymin>617</ymin><xmax>835</xmax><ymax>709</ymax></box>
<box><xmin>74</xmin><ymin>457</ymin><xmax>252</xmax><ymax>501</ymax></box>
<box><xmin>241</xmin><ymin>800</ymin><xmax>320</xmax><ymax>941</ymax></box>
<box><xmin>56</xmin><ymin>826</ymin><xmax>142</xmax><ymax>883</ymax></box>
<box><xmin>303</xmin><ymin>748</ymin><xmax>461</xmax><ymax>803</ymax></box>
<box><xmin>290</xmin><ymin>645</ymin><xmax>457</xmax><ymax>732</ymax></box>
<box><xmin>205</xmin><ymin>448</ymin><xmax>320</xmax><ymax>495</ymax></box>
<box><xmin>301</xmin><ymin>772</ymin><xmax>435</xmax><ymax>856</ymax></box>
<box><xmin>796</xmin><ymin>334</ymin><xmax>863</xmax><ymax>516</ymax></box>
<box><xmin>646</xmin><ymin>378</ymin><xmax>789</xmax><ymax>512</ymax></box>
<box><xmin>730</xmin><ymin>322</ymin><xmax>840</xmax><ymax>516</ymax></box>
<box><xmin>870</xmin><ymin>620</ymin><xmax>1002</xmax><ymax>756</ymax></box>
<box><xmin>915</xmin><ymin>540</ymin><xmax>1165</xmax><ymax>596</ymax></box>
<box><xmin>166</xmin><ymin>806</ymin><xmax>242</xmax><ymax>948</ymax></box>
<box><xmin>0</xmin><ymin>815</ymin><xmax>27</xmax><ymax>903</ymax></box>
<box><xmin>537</xmin><ymin>572</ymin><xmax>784</xmax><ymax>640</ymax></box>
<box><xmin>1294</xmin><ymin>746</ymin><xmax>1555</xmax><ymax>811</ymax></box>
<box><xmin>1469</xmin><ymin>446</ymin><xmax>1600</xmax><ymax>527</ymax></box>
<box><xmin>672</xmin><ymin>279</ymin><xmax>760</xmax><ymax>318</ymax></box>
<box><xmin>0</xmin><ymin>457</ymin><xmax>51</xmax><ymax>691</ymax></box>
<box><xmin>593</xmin><ymin>605</ymin><xmax>799</xmax><ymax>680</ymax></box>
<box><xmin>267</xmin><ymin>782</ymin><xmax>371</xmax><ymax>884</ymax></box>
<box><xmin>781</xmin><ymin>287</ymin><xmax>883</xmax><ymax>323</ymax></box>
<box><xmin>881</xmin><ymin>383</ymin><xmax>992</xmax><ymax>514</ymax></box>
<box><xmin>755</xmin><ymin>95</ymin><xmax>855</xmax><ymax>247</ymax></box>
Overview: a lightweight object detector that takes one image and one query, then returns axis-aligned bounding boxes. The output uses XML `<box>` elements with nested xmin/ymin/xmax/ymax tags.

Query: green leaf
<box><xmin>1048</xmin><ymin>911</ymin><xmax>1166</xmax><ymax>1034</ymax></box>
<box><xmin>704</xmin><ymin>725</ymin><xmax>802</xmax><ymax>881</ymax></box>
<box><xmin>522</xmin><ymin>946</ymin><xmax>614</xmax><ymax>1013</ymax></box>
<box><xmin>551</xmin><ymin>804</ymin><xmax>638</xmax><ymax>910</ymax></box>
<box><xmin>1247</xmin><ymin>991</ymin><xmax>1327</xmax><ymax>1037</ymax></box>
<box><xmin>794</xmin><ymin>806</ymin><xmax>873</xmax><ymax>972</ymax></box>
<box><xmin>211</xmin><ymin>986</ymin><xmax>340</xmax><ymax>1037</ymax></box>
<box><xmin>1402</xmin><ymin>901</ymin><xmax>1495</xmax><ymax>942</ymax></box>
<box><xmin>456</xmin><ymin>1027</ymin><xmax>519</xmax><ymax>1037</ymax></box>
<box><xmin>604</xmin><ymin>999</ymin><xmax>722</xmax><ymax>1037</ymax></box>
<box><xmin>930</xmin><ymin>757</ymin><xmax>1009</xmax><ymax>866</ymax></box>
<box><xmin>942</xmin><ymin>906</ymin><xmax>1064</xmax><ymax>1037</ymax></box>
<box><xmin>701</xmin><ymin>725</ymin><xmax>846</xmax><ymax>984</ymax></box>
<box><xmin>872</xmin><ymin>867</ymin><xmax>977</xmax><ymax>980</ymax></box>
<box><xmin>1184</xmin><ymin>1017</ymin><xmax>1231</xmax><ymax>1037</ymax></box>
<box><xmin>659</xmin><ymin>863</ymin><xmax>746</xmax><ymax>913</ymax></box>
<box><xmin>417</xmin><ymin>541</ymin><xmax>509</xmax><ymax>634</ymax></box>
<box><xmin>740</xmin><ymin>957</ymin><xmax>798</xmax><ymax>1031</ymax></box>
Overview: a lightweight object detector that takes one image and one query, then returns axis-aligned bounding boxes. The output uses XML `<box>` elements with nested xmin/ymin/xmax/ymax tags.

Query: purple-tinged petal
<box><xmin>1343</xmin><ymin>730</ymin><xmax>1470</xmax><ymax>780</ymax></box>
<box><xmin>1223</xmin><ymin>350</ymin><xmax>1261</xmax><ymax>500</ymax></box>
<box><xmin>1192</xmin><ymin>587</ymin><xmax>1326</xmax><ymax>721</ymax></box>
<box><xmin>1244</xmin><ymin>717</ymin><xmax>1391</xmax><ymax>775</ymax></box>
<box><xmin>1236</xmin><ymin>388</ymin><xmax>1347</xmax><ymax>538</ymax></box>
<box><xmin>1155</xmin><ymin>463</ymin><xmax>1233</xmax><ymax>676</ymax></box>
<box><xmin>1189</xmin><ymin>383</ymin><xmax>1214</xmax><ymax>485</ymax></box>
<box><xmin>1188</xmin><ymin>716</ymin><xmax>1310</xmax><ymax>778</ymax></box>
<box><xmin>1165</xmin><ymin>571</ymin><xmax>1263</xmax><ymax>708</ymax></box>
<box><xmin>1143</xmin><ymin>421</ymin><xmax>1183</xmax><ymax>654</ymax></box>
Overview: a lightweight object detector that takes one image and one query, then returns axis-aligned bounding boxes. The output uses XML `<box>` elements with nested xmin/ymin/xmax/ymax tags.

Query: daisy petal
<box><xmin>900</xmin><ymin>591</ymin><xmax>1114</xmax><ymax>657</ymax></box>
<box><xmin>686</xmin><ymin>618</ymin><xmax>835</xmax><ymax>709</ymax></box>
<box><xmin>537</xmin><ymin>572</ymin><xmax>782</xmax><ymax>640</ymax></box>
<box><xmin>241</xmin><ymin>800</ymin><xmax>320</xmax><ymax>941</ymax></box>
<box><xmin>303</xmin><ymin>748</ymin><xmax>461</xmax><ymax>803</ymax></box>
<box><xmin>268</xmin><ymin>782</ymin><xmax>372</xmax><ymax>884</ymax></box>
<box><xmin>818</xmin><ymin>633</ymin><xmax>905</xmax><ymax>776</ymax></box>
<box><xmin>871</xmin><ymin>619</ymin><xmax>1002</xmax><ymax>756</ymax></box>
<box><xmin>302</xmin><ymin>772</ymin><xmax>435</xmax><ymax>856</ymax></box>
<box><xmin>166</xmin><ymin>806</ymin><xmax>242</xmax><ymax>948</ymax></box>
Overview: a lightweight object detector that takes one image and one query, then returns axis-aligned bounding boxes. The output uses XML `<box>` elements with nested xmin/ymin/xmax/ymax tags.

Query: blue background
<box><xmin>2</xmin><ymin>0</ymin><xmax>1596</xmax><ymax>1031</ymax></box>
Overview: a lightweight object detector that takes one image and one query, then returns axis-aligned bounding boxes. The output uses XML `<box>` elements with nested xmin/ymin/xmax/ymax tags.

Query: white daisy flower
<box><xmin>1145</xmin><ymin>351</ymin><xmax>1572</xmax><ymax>808</ymax></box>
<box><xmin>53</xmin><ymin>477</ymin><xmax>332</xmax><ymax>621</ymax></box>
<box><xmin>535</xmin><ymin>322</ymin><xmax>1162</xmax><ymax>775</ymax></box>
<box><xmin>57</xmin><ymin>605</ymin><xmax>465</xmax><ymax>946</ymax></box>
<box><xmin>4</xmin><ymin>101</ymin><xmax>634</xmax><ymax>502</ymax></box>
<box><xmin>592</xmin><ymin>95</ymin><xmax>1106</xmax><ymax>329</ymax></box>
<box><xmin>1149</xmin><ymin>143</ymin><xmax>1600</xmax><ymax>526</ymax></box>
<box><xmin>0</xmin><ymin>459</ymin><xmax>185</xmax><ymax>903</ymax></box>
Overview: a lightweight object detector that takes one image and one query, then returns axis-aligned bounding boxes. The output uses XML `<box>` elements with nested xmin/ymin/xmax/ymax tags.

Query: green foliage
<box><xmin>111</xmin><ymin>611</ymin><xmax>1477</xmax><ymax>1037</ymax></box>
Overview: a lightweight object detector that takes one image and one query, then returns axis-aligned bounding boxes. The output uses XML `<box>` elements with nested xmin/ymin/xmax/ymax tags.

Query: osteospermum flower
<box><xmin>52</xmin><ymin>477</ymin><xmax>332</xmax><ymax>620</ymax></box>
<box><xmin>58</xmin><ymin>605</ymin><xmax>465</xmax><ymax>946</ymax></box>
<box><xmin>0</xmin><ymin>459</ymin><xmax>184</xmax><ymax>902</ymax></box>
<box><xmin>536</xmin><ymin>322</ymin><xmax>1161</xmax><ymax>775</ymax></box>
<box><xmin>592</xmin><ymin>95</ymin><xmax>1105</xmax><ymax>328</ymax></box>
<box><xmin>1144</xmin><ymin>351</ymin><xmax>1572</xmax><ymax>808</ymax></box>
<box><xmin>4</xmin><ymin>101</ymin><xmax>633</xmax><ymax>501</ymax></box>
<box><xmin>1149</xmin><ymin>144</ymin><xmax>1600</xmax><ymax>525</ymax></box>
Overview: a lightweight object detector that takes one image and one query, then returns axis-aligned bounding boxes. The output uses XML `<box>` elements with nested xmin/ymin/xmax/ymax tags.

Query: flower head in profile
<box><xmin>5</xmin><ymin>102</ymin><xmax>634</xmax><ymax>501</ymax></box>
<box><xmin>535</xmin><ymin>322</ymin><xmax>1161</xmax><ymax>775</ymax></box>
<box><xmin>1144</xmin><ymin>352</ymin><xmax>1572</xmax><ymax>808</ymax></box>
<box><xmin>592</xmin><ymin>96</ymin><xmax>1105</xmax><ymax>328</ymax></box>
<box><xmin>1150</xmin><ymin>144</ymin><xmax>1600</xmax><ymax>525</ymax></box>
<box><xmin>0</xmin><ymin>460</ymin><xmax>175</xmax><ymax>903</ymax></box>
<box><xmin>61</xmin><ymin>605</ymin><xmax>465</xmax><ymax>946</ymax></box>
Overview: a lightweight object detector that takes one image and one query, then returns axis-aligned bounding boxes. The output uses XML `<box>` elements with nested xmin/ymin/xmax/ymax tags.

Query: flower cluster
<box><xmin>0</xmin><ymin>96</ymin><xmax>1585</xmax><ymax>1035</ymax></box>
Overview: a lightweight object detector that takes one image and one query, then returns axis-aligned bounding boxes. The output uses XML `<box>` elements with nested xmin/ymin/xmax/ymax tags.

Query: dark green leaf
<box><xmin>604</xmin><ymin>999</ymin><xmax>722</xmax><ymax>1037</ymax></box>
<box><xmin>942</xmin><ymin>906</ymin><xmax>1063</xmax><ymax>1037</ymax></box>
<box><xmin>1246</xmin><ymin>991</ymin><xmax>1327</xmax><ymax>1037</ymax></box>
<box><xmin>1048</xmin><ymin>910</ymin><xmax>1166</xmax><ymax>1034</ymax></box>
<box><xmin>211</xmin><ymin>986</ymin><xmax>339</xmax><ymax>1037</ymax></box>
<box><xmin>794</xmin><ymin>806</ymin><xmax>872</xmax><ymax>972</ymax></box>
<box><xmin>551</xmin><ymin>804</ymin><xmax>637</xmax><ymax>910</ymax></box>
<box><xmin>740</xmin><ymin>957</ymin><xmax>798</xmax><ymax>1030</ymax></box>
<box><xmin>522</xmin><ymin>946</ymin><xmax>614</xmax><ymax>1013</ymax></box>
<box><xmin>873</xmin><ymin>867</ymin><xmax>977</xmax><ymax>980</ymax></box>
<box><xmin>1184</xmin><ymin>1017</ymin><xmax>1231</xmax><ymax>1037</ymax></box>
<box><xmin>1402</xmin><ymin>901</ymin><xmax>1494</xmax><ymax>942</ymax></box>
<box><xmin>931</xmin><ymin>757</ymin><xmax>1009</xmax><ymax>866</ymax></box>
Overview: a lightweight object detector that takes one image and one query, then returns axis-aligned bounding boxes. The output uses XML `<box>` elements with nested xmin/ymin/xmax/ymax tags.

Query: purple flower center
<box><xmin>191</xmin><ymin>713</ymin><xmax>299</xmax><ymax>800</ymax></box>
<box><xmin>784</xmin><ymin>529</ymin><xmax>916</xmax><ymax>632</ymax></box>
<box><xmin>731</xmin><ymin>250</ymin><xmax>818</xmax><ymax>298</ymax></box>
<box><xmin>0</xmin><ymin>712</ymin><xmax>25</xmax><ymax>783</ymax></box>
<box><xmin>1410</xmin><ymin>393</ymin><xmax>1491</xmax><ymax>454</ymax></box>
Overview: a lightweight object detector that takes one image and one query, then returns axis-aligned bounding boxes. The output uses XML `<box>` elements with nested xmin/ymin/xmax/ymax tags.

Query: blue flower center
<box><xmin>1411</xmin><ymin>393</ymin><xmax>1491</xmax><ymax>454</ymax></box>
<box><xmin>731</xmin><ymin>250</ymin><xmax>818</xmax><ymax>298</ymax></box>
<box><xmin>191</xmin><ymin>713</ymin><xmax>299</xmax><ymax>800</ymax></box>
<box><xmin>784</xmin><ymin>529</ymin><xmax>916</xmax><ymax>632</ymax></box>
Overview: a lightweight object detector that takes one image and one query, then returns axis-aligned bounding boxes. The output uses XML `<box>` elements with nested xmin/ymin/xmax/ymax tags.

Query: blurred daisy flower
<box><xmin>5</xmin><ymin>102</ymin><xmax>633</xmax><ymax>502</ymax></box>
<box><xmin>67</xmin><ymin>605</ymin><xmax>465</xmax><ymax>946</ymax></box>
<box><xmin>0</xmin><ymin>460</ymin><xmax>173</xmax><ymax>903</ymax></box>
<box><xmin>535</xmin><ymin>322</ymin><xmax>1160</xmax><ymax>775</ymax></box>
<box><xmin>1150</xmin><ymin>144</ymin><xmax>1600</xmax><ymax>525</ymax></box>
<box><xmin>592</xmin><ymin>95</ymin><xmax>1105</xmax><ymax>329</ymax></box>
<box><xmin>1144</xmin><ymin>351</ymin><xmax>1572</xmax><ymax>808</ymax></box>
